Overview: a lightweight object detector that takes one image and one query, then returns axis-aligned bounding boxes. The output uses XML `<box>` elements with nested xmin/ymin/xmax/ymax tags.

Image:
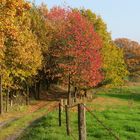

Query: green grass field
<box><xmin>19</xmin><ymin>86</ymin><xmax>140</xmax><ymax>140</ymax></box>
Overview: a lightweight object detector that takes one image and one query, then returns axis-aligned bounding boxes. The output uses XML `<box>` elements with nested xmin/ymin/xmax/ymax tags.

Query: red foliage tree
<box><xmin>48</xmin><ymin>8</ymin><xmax>103</xmax><ymax>97</ymax></box>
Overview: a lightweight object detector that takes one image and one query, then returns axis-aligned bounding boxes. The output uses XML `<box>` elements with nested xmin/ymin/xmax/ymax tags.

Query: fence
<box><xmin>57</xmin><ymin>98</ymin><xmax>120</xmax><ymax>140</ymax></box>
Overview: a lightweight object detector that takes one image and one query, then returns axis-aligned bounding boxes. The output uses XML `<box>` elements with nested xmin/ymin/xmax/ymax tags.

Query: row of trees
<box><xmin>0</xmin><ymin>0</ymin><xmax>129</xmax><ymax>113</ymax></box>
<box><xmin>0</xmin><ymin>0</ymin><xmax>43</xmax><ymax>114</ymax></box>
<box><xmin>0</xmin><ymin>1</ymin><xmax>42</xmax><ymax>90</ymax></box>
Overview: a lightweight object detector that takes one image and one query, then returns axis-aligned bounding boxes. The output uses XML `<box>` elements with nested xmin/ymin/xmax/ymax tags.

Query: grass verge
<box><xmin>0</xmin><ymin>102</ymin><xmax>55</xmax><ymax>140</ymax></box>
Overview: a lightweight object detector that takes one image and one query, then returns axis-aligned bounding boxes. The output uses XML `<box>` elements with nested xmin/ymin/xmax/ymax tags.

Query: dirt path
<box><xmin>0</xmin><ymin>100</ymin><xmax>49</xmax><ymax>123</ymax></box>
<box><xmin>0</xmin><ymin>118</ymin><xmax>19</xmax><ymax>129</ymax></box>
<box><xmin>7</xmin><ymin>102</ymin><xmax>57</xmax><ymax>140</ymax></box>
<box><xmin>0</xmin><ymin>85</ymin><xmax>67</xmax><ymax>140</ymax></box>
<box><xmin>0</xmin><ymin>101</ymin><xmax>58</xmax><ymax>140</ymax></box>
<box><xmin>0</xmin><ymin>85</ymin><xmax>66</xmax><ymax>123</ymax></box>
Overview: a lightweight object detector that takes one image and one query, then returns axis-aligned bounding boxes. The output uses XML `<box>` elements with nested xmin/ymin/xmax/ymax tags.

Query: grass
<box><xmin>19</xmin><ymin>112</ymin><xmax>72</xmax><ymax>140</ymax></box>
<box><xmin>19</xmin><ymin>86</ymin><xmax>140</xmax><ymax>140</ymax></box>
<box><xmin>0</xmin><ymin>102</ymin><xmax>51</xmax><ymax>140</ymax></box>
<box><xmin>97</xmin><ymin>86</ymin><xmax>140</xmax><ymax>102</ymax></box>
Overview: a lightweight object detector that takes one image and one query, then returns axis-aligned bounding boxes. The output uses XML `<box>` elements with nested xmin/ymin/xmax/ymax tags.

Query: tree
<box><xmin>0</xmin><ymin>0</ymin><xmax>42</xmax><ymax>90</ymax></box>
<box><xmin>80</xmin><ymin>9</ymin><xmax>128</xmax><ymax>87</ymax></box>
<box><xmin>29</xmin><ymin>4</ymin><xmax>57</xmax><ymax>94</ymax></box>
<box><xmin>27</xmin><ymin>4</ymin><xmax>55</xmax><ymax>98</ymax></box>
<box><xmin>47</xmin><ymin>7</ymin><xmax>103</xmax><ymax>103</ymax></box>
<box><xmin>115</xmin><ymin>38</ymin><xmax>140</xmax><ymax>81</ymax></box>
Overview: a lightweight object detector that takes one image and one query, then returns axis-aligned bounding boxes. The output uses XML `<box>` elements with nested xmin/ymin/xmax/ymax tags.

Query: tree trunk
<box><xmin>6</xmin><ymin>89</ymin><xmax>9</xmax><ymax>112</ymax></box>
<box><xmin>68</xmin><ymin>74</ymin><xmax>71</xmax><ymax>105</ymax></box>
<box><xmin>37</xmin><ymin>81</ymin><xmax>40</xmax><ymax>100</ymax></box>
<box><xmin>73</xmin><ymin>87</ymin><xmax>75</xmax><ymax>97</ymax></box>
<box><xmin>31</xmin><ymin>85</ymin><xmax>36</xmax><ymax>99</ymax></box>
<box><xmin>9</xmin><ymin>92</ymin><xmax>13</xmax><ymax>107</ymax></box>
<box><xmin>46</xmin><ymin>79</ymin><xmax>50</xmax><ymax>90</ymax></box>
<box><xmin>26</xmin><ymin>85</ymin><xmax>30</xmax><ymax>105</ymax></box>
<box><xmin>84</xmin><ymin>89</ymin><xmax>87</xmax><ymax>98</ymax></box>
<box><xmin>34</xmin><ymin>82</ymin><xmax>37</xmax><ymax>100</ymax></box>
<box><xmin>74</xmin><ymin>87</ymin><xmax>77</xmax><ymax>102</ymax></box>
<box><xmin>0</xmin><ymin>75</ymin><xmax>3</xmax><ymax>115</ymax></box>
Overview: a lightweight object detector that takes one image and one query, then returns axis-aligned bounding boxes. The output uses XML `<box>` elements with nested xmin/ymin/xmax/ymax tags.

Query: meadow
<box><xmin>19</xmin><ymin>86</ymin><xmax>140</xmax><ymax>140</ymax></box>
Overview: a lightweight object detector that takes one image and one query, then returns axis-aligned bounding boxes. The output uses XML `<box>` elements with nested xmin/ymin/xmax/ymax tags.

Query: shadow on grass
<box><xmin>100</xmin><ymin>93</ymin><xmax>140</xmax><ymax>102</ymax></box>
<box><xmin>18</xmin><ymin>113</ymin><xmax>64</xmax><ymax>140</ymax></box>
<box><xmin>97</xmin><ymin>86</ymin><xmax>140</xmax><ymax>102</ymax></box>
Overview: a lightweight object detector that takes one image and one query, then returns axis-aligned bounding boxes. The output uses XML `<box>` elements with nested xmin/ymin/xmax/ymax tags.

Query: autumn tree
<box><xmin>47</xmin><ymin>7</ymin><xmax>103</xmax><ymax>103</ymax></box>
<box><xmin>115</xmin><ymin>38</ymin><xmax>140</xmax><ymax>81</ymax></box>
<box><xmin>80</xmin><ymin>9</ymin><xmax>128</xmax><ymax>87</ymax></box>
<box><xmin>0</xmin><ymin>0</ymin><xmax>42</xmax><ymax>92</ymax></box>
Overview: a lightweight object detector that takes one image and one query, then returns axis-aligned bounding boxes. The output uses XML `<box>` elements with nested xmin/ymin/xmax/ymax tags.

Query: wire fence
<box><xmin>83</xmin><ymin>104</ymin><xmax>120</xmax><ymax>140</ymax></box>
<box><xmin>60</xmin><ymin>103</ymin><xmax>78</xmax><ymax>140</ymax></box>
<box><xmin>49</xmin><ymin>99</ymin><xmax>120</xmax><ymax>140</ymax></box>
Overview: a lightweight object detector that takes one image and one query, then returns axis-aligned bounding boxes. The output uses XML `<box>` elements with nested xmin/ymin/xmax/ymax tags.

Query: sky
<box><xmin>30</xmin><ymin>0</ymin><xmax>140</xmax><ymax>43</ymax></box>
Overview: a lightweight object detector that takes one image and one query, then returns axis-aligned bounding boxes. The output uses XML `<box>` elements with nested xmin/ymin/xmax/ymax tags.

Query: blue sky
<box><xmin>30</xmin><ymin>0</ymin><xmax>140</xmax><ymax>43</ymax></box>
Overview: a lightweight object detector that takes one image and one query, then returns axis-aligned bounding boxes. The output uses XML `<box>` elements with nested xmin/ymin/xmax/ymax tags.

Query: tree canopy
<box><xmin>47</xmin><ymin>7</ymin><xmax>103</xmax><ymax>89</ymax></box>
<box><xmin>0</xmin><ymin>0</ymin><xmax>42</xmax><ymax>89</ymax></box>
<box><xmin>115</xmin><ymin>38</ymin><xmax>140</xmax><ymax>80</ymax></box>
<box><xmin>80</xmin><ymin>9</ymin><xmax>128</xmax><ymax>87</ymax></box>
<box><xmin>0</xmin><ymin>1</ymin><xmax>129</xmax><ymax>91</ymax></box>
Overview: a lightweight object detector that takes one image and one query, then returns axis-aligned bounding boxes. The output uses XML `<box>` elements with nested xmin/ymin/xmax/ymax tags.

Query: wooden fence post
<box><xmin>65</xmin><ymin>105</ymin><xmax>70</xmax><ymax>135</ymax></box>
<box><xmin>64</xmin><ymin>99</ymin><xmax>67</xmax><ymax>106</ymax></box>
<box><xmin>60</xmin><ymin>99</ymin><xmax>64</xmax><ymax>112</ymax></box>
<box><xmin>0</xmin><ymin>75</ymin><xmax>3</xmax><ymax>115</ymax></box>
<box><xmin>59</xmin><ymin>103</ymin><xmax>61</xmax><ymax>126</ymax></box>
<box><xmin>72</xmin><ymin>98</ymin><xmax>75</xmax><ymax>105</ymax></box>
<box><xmin>78</xmin><ymin>104</ymin><xmax>87</xmax><ymax>140</ymax></box>
<box><xmin>68</xmin><ymin>74</ymin><xmax>71</xmax><ymax>106</ymax></box>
